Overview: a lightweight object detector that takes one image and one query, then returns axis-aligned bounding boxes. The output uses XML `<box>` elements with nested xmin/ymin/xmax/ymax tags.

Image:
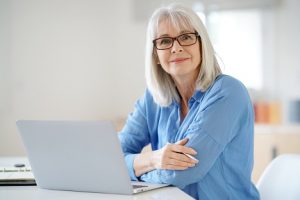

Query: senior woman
<box><xmin>119</xmin><ymin>4</ymin><xmax>260</xmax><ymax>200</ymax></box>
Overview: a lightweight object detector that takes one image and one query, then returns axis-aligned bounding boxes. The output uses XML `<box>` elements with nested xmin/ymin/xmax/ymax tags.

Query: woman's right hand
<box><xmin>151</xmin><ymin>138</ymin><xmax>198</xmax><ymax>170</ymax></box>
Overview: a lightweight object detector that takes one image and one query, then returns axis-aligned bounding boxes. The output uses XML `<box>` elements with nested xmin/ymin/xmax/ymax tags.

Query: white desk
<box><xmin>0</xmin><ymin>157</ymin><xmax>194</xmax><ymax>200</ymax></box>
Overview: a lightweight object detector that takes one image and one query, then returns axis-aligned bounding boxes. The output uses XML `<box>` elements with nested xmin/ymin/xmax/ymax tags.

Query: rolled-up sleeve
<box><xmin>118</xmin><ymin>92</ymin><xmax>151</xmax><ymax>181</ymax></box>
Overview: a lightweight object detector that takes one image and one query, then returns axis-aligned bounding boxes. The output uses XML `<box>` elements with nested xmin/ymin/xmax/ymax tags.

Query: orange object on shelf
<box><xmin>254</xmin><ymin>101</ymin><xmax>281</xmax><ymax>124</ymax></box>
<box><xmin>268</xmin><ymin>102</ymin><xmax>281</xmax><ymax>124</ymax></box>
<box><xmin>254</xmin><ymin>102</ymin><xmax>268</xmax><ymax>123</ymax></box>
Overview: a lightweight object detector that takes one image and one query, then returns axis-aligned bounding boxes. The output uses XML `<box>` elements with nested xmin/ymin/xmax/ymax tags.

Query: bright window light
<box><xmin>207</xmin><ymin>9</ymin><xmax>263</xmax><ymax>90</ymax></box>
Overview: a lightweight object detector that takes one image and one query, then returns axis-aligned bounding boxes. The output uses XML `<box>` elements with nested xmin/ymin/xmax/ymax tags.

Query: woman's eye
<box><xmin>180</xmin><ymin>34</ymin><xmax>192</xmax><ymax>41</ymax></box>
<box><xmin>160</xmin><ymin>38</ymin><xmax>172</xmax><ymax>45</ymax></box>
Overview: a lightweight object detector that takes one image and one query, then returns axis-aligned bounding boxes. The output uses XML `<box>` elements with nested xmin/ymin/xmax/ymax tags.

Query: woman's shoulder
<box><xmin>210</xmin><ymin>74</ymin><xmax>248</xmax><ymax>95</ymax></box>
<box><xmin>200</xmin><ymin>74</ymin><xmax>251</xmax><ymax>105</ymax></box>
<box><xmin>144</xmin><ymin>88</ymin><xmax>156</xmax><ymax>103</ymax></box>
<box><xmin>136</xmin><ymin>88</ymin><xmax>160</xmax><ymax>109</ymax></box>
<box><xmin>215</xmin><ymin>74</ymin><xmax>246</xmax><ymax>88</ymax></box>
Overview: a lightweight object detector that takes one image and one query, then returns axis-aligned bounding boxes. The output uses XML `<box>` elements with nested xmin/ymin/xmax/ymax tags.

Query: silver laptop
<box><xmin>16</xmin><ymin>120</ymin><xmax>168</xmax><ymax>194</ymax></box>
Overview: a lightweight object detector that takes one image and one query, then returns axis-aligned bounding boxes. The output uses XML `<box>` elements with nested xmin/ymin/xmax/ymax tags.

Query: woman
<box><xmin>119</xmin><ymin>4</ymin><xmax>260</xmax><ymax>200</ymax></box>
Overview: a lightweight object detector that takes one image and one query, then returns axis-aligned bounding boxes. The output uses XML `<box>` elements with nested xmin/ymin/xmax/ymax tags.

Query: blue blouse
<box><xmin>119</xmin><ymin>75</ymin><xmax>260</xmax><ymax>200</ymax></box>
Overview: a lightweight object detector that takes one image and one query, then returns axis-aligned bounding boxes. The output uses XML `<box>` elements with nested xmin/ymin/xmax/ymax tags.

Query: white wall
<box><xmin>256</xmin><ymin>0</ymin><xmax>300</xmax><ymax>122</ymax></box>
<box><xmin>0</xmin><ymin>0</ymin><xmax>147</xmax><ymax>156</ymax></box>
<box><xmin>277</xmin><ymin>0</ymin><xmax>300</xmax><ymax>96</ymax></box>
<box><xmin>275</xmin><ymin>0</ymin><xmax>300</xmax><ymax>122</ymax></box>
<box><xmin>0</xmin><ymin>0</ymin><xmax>299</xmax><ymax>156</ymax></box>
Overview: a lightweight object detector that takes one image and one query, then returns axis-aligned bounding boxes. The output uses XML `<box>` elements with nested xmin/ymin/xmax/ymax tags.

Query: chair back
<box><xmin>256</xmin><ymin>154</ymin><xmax>300</xmax><ymax>200</ymax></box>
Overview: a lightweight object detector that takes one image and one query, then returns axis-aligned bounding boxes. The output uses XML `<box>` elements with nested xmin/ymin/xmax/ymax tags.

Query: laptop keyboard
<box><xmin>132</xmin><ymin>184</ymin><xmax>148</xmax><ymax>189</ymax></box>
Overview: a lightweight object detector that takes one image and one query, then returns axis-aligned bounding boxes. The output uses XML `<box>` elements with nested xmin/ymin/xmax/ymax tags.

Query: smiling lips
<box><xmin>170</xmin><ymin>58</ymin><xmax>190</xmax><ymax>64</ymax></box>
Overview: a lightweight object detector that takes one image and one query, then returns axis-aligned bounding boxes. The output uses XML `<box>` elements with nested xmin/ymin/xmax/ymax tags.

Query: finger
<box><xmin>170</xmin><ymin>152</ymin><xmax>198</xmax><ymax>164</ymax></box>
<box><xmin>165</xmin><ymin>164</ymin><xmax>189</xmax><ymax>171</ymax></box>
<box><xmin>168</xmin><ymin>158</ymin><xmax>196</xmax><ymax>168</ymax></box>
<box><xmin>171</xmin><ymin>144</ymin><xmax>197</xmax><ymax>155</ymax></box>
<box><xmin>170</xmin><ymin>152</ymin><xmax>190</xmax><ymax>162</ymax></box>
<box><xmin>175</xmin><ymin>138</ymin><xmax>189</xmax><ymax>145</ymax></box>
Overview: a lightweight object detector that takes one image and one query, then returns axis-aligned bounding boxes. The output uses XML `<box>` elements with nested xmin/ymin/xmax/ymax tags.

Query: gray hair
<box><xmin>145</xmin><ymin>4</ymin><xmax>221</xmax><ymax>106</ymax></box>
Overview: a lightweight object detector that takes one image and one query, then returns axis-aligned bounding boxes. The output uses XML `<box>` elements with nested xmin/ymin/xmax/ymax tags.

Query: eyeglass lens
<box><xmin>154</xmin><ymin>33</ymin><xmax>198</xmax><ymax>50</ymax></box>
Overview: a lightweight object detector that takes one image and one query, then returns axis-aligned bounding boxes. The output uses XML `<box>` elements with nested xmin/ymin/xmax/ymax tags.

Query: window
<box><xmin>198</xmin><ymin>9</ymin><xmax>263</xmax><ymax>90</ymax></box>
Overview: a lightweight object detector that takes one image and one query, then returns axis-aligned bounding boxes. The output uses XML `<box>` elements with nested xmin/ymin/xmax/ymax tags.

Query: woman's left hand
<box><xmin>150</xmin><ymin>138</ymin><xmax>198</xmax><ymax>170</ymax></box>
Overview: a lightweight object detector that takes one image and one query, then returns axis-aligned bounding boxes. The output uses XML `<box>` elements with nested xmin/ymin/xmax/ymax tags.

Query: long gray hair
<box><xmin>145</xmin><ymin>4</ymin><xmax>221</xmax><ymax>106</ymax></box>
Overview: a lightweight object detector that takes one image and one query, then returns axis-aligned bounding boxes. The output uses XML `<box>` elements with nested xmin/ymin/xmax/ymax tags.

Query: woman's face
<box><xmin>154</xmin><ymin>20</ymin><xmax>201</xmax><ymax>82</ymax></box>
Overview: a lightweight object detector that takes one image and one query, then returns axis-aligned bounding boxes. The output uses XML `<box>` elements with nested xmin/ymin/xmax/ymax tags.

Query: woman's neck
<box><xmin>176</xmin><ymin>83</ymin><xmax>195</xmax><ymax>104</ymax></box>
<box><xmin>174</xmin><ymin>76</ymin><xmax>196</xmax><ymax>121</ymax></box>
<box><xmin>173</xmin><ymin>73</ymin><xmax>198</xmax><ymax>104</ymax></box>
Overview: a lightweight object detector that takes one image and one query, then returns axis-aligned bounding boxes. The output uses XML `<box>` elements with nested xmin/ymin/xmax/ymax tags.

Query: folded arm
<box><xmin>139</xmin><ymin>79</ymin><xmax>253</xmax><ymax>188</ymax></box>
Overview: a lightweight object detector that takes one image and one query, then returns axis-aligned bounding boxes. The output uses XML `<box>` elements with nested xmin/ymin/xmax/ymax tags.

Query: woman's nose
<box><xmin>171</xmin><ymin>40</ymin><xmax>183</xmax><ymax>53</ymax></box>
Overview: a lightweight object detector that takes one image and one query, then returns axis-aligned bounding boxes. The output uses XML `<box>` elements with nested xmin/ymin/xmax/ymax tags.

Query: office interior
<box><xmin>0</xmin><ymin>0</ymin><xmax>300</xmax><ymax>184</ymax></box>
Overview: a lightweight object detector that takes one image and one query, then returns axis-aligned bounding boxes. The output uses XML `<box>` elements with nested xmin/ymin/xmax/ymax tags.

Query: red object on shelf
<box><xmin>254</xmin><ymin>101</ymin><xmax>281</xmax><ymax>124</ymax></box>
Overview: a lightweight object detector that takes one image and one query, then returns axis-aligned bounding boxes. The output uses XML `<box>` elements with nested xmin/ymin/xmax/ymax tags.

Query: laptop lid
<box><xmin>16</xmin><ymin>120</ymin><xmax>135</xmax><ymax>194</ymax></box>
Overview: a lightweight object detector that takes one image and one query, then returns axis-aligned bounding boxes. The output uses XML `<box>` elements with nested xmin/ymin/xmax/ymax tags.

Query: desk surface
<box><xmin>0</xmin><ymin>157</ymin><xmax>193</xmax><ymax>200</ymax></box>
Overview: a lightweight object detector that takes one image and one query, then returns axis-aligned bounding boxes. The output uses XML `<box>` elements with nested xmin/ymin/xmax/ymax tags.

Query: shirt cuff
<box><xmin>124</xmin><ymin>153</ymin><xmax>139</xmax><ymax>181</ymax></box>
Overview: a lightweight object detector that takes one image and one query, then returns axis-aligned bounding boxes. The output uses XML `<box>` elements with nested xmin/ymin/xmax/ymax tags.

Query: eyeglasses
<box><xmin>153</xmin><ymin>32</ymin><xmax>200</xmax><ymax>50</ymax></box>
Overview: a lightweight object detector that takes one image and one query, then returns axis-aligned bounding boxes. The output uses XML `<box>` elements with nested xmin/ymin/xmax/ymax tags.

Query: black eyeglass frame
<box><xmin>152</xmin><ymin>32</ymin><xmax>201</xmax><ymax>50</ymax></box>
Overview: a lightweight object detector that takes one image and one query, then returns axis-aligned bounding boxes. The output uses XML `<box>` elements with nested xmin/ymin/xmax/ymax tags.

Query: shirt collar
<box><xmin>172</xmin><ymin>89</ymin><xmax>204</xmax><ymax>107</ymax></box>
<box><xmin>191</xmin><ymin>90</ymin><xmax>204</xmax><ymax>103</ymax></box>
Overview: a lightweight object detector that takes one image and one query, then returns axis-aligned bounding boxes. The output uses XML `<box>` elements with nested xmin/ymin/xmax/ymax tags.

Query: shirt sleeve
<box><xmin>118</xmin><ymin>91</ymin><xmax>151</xmax><ymax>181</ymax></box>
<box><xmin>140</xmin><ymin>77</ymin><xmax>254</xmax><ymax>188</ymax></box>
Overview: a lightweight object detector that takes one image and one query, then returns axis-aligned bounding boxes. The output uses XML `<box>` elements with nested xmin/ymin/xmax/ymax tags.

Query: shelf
<box><xmin>255</xmin><ymin>124</ymin><xmax>300</xmax><ymax>134</ymax></box>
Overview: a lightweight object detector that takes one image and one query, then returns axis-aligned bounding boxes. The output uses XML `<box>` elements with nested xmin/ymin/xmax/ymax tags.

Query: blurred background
<box><xmin>1</xmin><ymin>0</ymin><xmax>300</xmax><ymax>183</ymax></box>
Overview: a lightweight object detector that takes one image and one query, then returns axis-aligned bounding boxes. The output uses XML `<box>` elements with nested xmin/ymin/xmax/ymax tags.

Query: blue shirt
<box><xmin>119</xmin><ymin>75</ymin><xmax>260</xmax><ymax>200</ymax></box>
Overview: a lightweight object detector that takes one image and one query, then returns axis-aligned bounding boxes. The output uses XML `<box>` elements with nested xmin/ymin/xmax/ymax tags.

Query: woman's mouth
<box><xmin>170</xmin><ymin>58</ymin><xmax>189</xmax><ymax>64</ymax></box>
